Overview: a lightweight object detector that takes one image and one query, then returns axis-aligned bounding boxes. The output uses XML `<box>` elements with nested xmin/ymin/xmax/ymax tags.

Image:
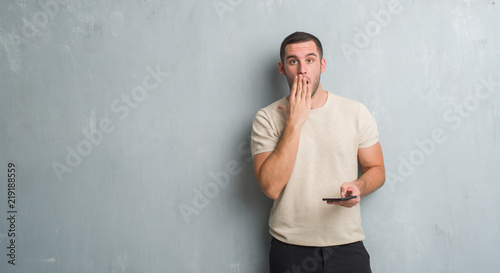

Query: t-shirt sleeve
<box><xmin>251</xmin><ymin>109</ymin><xmax>280</xmax><ymax>157</ymax></box>
<box><xmin>357</xmin><ymin>103</ymin><xmax>379</xmax><ymax>148</ymax></box>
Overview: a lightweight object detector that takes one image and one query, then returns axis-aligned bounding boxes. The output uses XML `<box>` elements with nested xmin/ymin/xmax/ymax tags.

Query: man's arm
<box><xmin>352</xmin><ymin>142</ymin><xmax>386</xmax><ymax>197</ymax></box>
<box><xmin>329</xmin><ymin>142</ymin><xmax>385</xmax><ymax>207</ymax></box>
<box><xmin>253</xmin><ymin>125</ymin><xmax>300</xmax><ymax>199</ymax></box>
<box><xmin>253</xmin><ymin>75</ymin><xmax>311</xmax><ymax>200</ymax></box>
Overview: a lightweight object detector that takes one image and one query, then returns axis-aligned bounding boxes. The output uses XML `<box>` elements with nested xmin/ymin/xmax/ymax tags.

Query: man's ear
<box><xmin>278</xmin><ymin>61</ymin><xmax>286</xmax><ymax>75</ymax></box>
<box><xmin>320</xmin><ymin>58</ymin><xmax>326</xmax><ymax>73</ymax></box>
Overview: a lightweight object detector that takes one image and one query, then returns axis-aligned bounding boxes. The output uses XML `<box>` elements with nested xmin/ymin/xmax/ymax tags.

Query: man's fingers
<box><xmin>296</xmin><ymin>75</ymin><xmax>303</xmax><ymax>98</ymax></box>
<box><xmin>305</xmin><ymin>77</ymin><xmax>312</xmax><ymax>99</ymax></box>
<box><xmin>326</xmin><ymin>199</ymin><xmax>359</xmax><ymax>208</ymax></box>
<box><xmin>299</xmin><ymin>75</ymin><xmax>310</xmax><ymax>100</ymax></box>
<box><xmin>307</xmin><ymin>77</ymin><xmax>311</xmax><ymax>93</ymax></box>
<box><xmin>340</xmin><ymin>185</ymin><xmax>348</xmax><ymax>197</ymax></box>
<box><xmin>300</xmin><ymin>76</ymin><xmax>306</xmax><ymax>98</ymax></box>
<box><xmin>290</xmin><ymin>76</ymin><xmax>298</xmax><ymax>98</ymax></box>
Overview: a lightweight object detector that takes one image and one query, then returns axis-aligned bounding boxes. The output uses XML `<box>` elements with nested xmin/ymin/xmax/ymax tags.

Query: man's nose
<box><xmin>298</xmin><ymin>63</ymin><xmax>307</xmax><ymax>75</ymax></box>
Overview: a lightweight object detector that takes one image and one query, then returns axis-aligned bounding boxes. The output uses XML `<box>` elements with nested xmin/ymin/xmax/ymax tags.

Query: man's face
<box><xmin>279</xmin><ymin>41</ymin><xmax>326</xmax><ymax>96</ymax></box>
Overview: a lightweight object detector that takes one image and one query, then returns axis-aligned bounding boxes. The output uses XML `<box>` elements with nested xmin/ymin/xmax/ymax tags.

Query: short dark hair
<box><xmin>280</xmin><ymin>32</ymin><xmax>323</xmax><ymax>62</ymax></box>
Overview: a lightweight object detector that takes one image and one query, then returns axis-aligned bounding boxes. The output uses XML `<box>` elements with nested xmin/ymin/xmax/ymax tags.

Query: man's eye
<box><xmin>290</xmin><ymin>60</ymin><xmax>297</xmax><ymax>65</ymax></box>
<box><xmin>307</xmin><ymin>59</ymin><xmax>314</xmax><ymax>63</ymax></box>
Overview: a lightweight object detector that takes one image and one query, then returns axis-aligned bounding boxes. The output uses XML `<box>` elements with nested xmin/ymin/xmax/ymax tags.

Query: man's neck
<box><xmin>311</xmin><ymin>87</ymin><xmax>328</xmax><ymax>110</ymax></box>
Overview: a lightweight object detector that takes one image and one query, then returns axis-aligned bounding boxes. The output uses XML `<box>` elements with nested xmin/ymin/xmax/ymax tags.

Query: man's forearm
<box><xmin>353</xmin><ymin>165</ymin><xmax>385</xmax><ymax>197</ymax></box>
<box><xmin>256</xmin><ymin>123</ymin><xmax>301</xmax><ymax>199</ymax></box>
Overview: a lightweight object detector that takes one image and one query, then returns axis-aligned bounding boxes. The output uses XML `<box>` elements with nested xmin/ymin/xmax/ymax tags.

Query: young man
<box><xmin>251</xmin><ymin>32</ymin><xmax>385</xmax><ymax>273</ymax></box>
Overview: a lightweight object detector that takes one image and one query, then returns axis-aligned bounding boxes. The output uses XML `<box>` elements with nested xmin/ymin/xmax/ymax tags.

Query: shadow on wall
<box><xmin>265</xmin><ymin>57</ymin><xmax>290</xmax><ymax>105</ymax></box>
<box><xmin>231</xmin><ymin>61</ymin><xmax>286</xmax><ymax>271</ymax></box>
<box><xmin>238</xmin><ymin>59</ymin><xmax>287</xmax><ymax>211</ymax></box>
<box><xmin>233</xmin><ymin>125</ymin><xmax>273</xmax><ymax>271</ymax></box>
<box><xmin>269</xmin><ymin>59</ymin><xmax>289</xmax><ymax>96</ymax></box>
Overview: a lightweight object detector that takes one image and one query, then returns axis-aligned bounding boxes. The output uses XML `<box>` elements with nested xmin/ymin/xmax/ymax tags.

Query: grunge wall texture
<box><xmin>1</xmin><ymin>1</ymin><xmax>499</xmax><ymax>272</ymax></box>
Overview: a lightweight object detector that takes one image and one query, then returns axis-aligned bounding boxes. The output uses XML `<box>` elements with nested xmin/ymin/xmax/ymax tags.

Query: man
<box><xmin>251</xmin><ymin>32</ymin><xmax>385</xmax><ymax>273</ymax></box>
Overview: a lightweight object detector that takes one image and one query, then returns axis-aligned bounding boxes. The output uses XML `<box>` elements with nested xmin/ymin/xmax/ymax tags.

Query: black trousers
<box><xmin>269</xmin><ymin>238</ymin><xmax>372</xmax><ymax>273</ymax></box>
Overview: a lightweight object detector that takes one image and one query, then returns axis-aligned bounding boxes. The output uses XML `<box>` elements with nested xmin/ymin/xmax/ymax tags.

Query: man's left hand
<box><xmin>326</xmin><ymin>182</ymin><xmax>361</xmax><ymax>208</ymax></box>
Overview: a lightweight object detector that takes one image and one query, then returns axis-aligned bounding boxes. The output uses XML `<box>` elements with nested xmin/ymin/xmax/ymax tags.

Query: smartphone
<box><xmin>322</xmin><ymin>196</ymin><xmax>357</xmax><ymax>202</ymax></box>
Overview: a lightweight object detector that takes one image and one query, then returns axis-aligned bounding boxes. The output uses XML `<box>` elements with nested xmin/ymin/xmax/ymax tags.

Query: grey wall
<box><xmin>1</xmin><ymin>0</ymin><xmax>499</xmax><ymax>272</ymax></box>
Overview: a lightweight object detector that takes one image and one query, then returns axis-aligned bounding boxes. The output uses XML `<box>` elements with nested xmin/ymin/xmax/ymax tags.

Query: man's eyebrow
<box><xmin>286</xmin><ymin>53</ymin><xmax>318</xmax><ymax>59</ymax></box>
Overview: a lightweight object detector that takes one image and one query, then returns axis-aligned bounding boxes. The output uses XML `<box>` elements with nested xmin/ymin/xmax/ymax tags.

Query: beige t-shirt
<box><xmin>251</xmin><ymin>92</ymin><xmax>379</xmax><ymax>247</ymax></box>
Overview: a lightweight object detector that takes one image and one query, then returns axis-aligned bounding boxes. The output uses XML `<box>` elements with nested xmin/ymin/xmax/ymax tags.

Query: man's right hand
<box><xmin>277</xmin><ymin>74</ymin><xmax>312</xmax><ymax>128</ymax></box>
<box><xmin>254</xmin><ymin>75</ymin><xmax>312</xmax><ymax>199</ymax></box>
